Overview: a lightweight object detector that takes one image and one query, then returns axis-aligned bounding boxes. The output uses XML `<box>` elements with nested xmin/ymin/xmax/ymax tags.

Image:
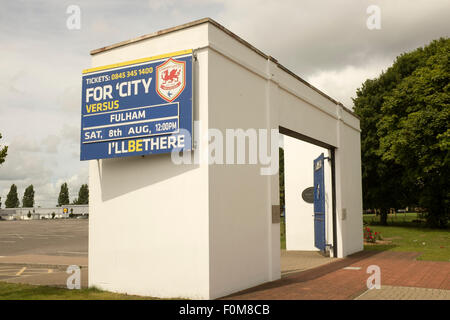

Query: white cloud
<box><xmin>0</xmin><ymin>129</ymin><xmax>87</xmax><ymax>207</ymax></box>
<box><xmin>41</xmin><ymin>135</ymin><xmax>62</xmax><ymax>153</ymax></box>
<box><xmin>215</xmin><ymin>0</ymin><xmax>450</xmax><ymax>75</ymax></box>
<box><xmin>8</xmin><ymin>136</ymin><xmax>41</xmax><ymax>153</ymax></box>
<box><xmin>0</xmin><ymin>0</ymin><xmax>449</xmax><ymax>206</ymax></box>
<box><xmin>306</xmin><ymin>59</ymin><xmax>392</xmax><ymax>108</ymax></box>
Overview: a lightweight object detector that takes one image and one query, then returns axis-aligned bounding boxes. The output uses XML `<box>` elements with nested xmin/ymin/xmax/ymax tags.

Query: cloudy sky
<box><xmin>0</xmin><ymin>0</ymin><xmax>449</xmax><ymax>207</ymax></box>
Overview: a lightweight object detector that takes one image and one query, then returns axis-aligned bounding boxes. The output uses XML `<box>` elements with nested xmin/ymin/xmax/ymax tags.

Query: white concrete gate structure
<box><xmin>87</xmin><ymin>18</ymin><xmax>363</xmax><ymax>299</ymax></box>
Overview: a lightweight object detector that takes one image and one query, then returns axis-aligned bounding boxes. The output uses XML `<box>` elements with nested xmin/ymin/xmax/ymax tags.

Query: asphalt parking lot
<box><xmin>0</xmin><ymin>219</ymin><xmax>89</xmax><ymax>288</ymax></box>
<box><xmin>0</xmin><ymin>219</ymin><xmax>88</xmax><ymax>256</ymax></box>
<box><xmin>0</xmin><ymin>264</ymin><xmax>57</xmax><ymax>281</ymax></box>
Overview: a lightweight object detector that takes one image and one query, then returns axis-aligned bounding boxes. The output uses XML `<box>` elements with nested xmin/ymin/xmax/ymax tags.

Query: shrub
<box><xmin>364</xmin><ymin>227</ymin><xmax>382</xmax><ymax>243</ymax></box>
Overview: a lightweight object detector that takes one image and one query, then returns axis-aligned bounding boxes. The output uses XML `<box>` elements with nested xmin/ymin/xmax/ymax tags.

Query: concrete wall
<box><xmin>335</xmin><ymin>108</ymin><xmax>364</xmax><ymax>256</ymax></box>
<box><xmin>89</xmin><ymin>24</ymin><xmax>211</xmax><ymax>299</ymax></box>
<box><xmin>87</xmin><ymin>20</ymin><xmax>362</xmax><ymax>299</ymax></box>
<box><xmin>207</xmin><ymin>48</ymin><xmax>276</xmax><ymax>299</ymax></box>
<box><xmin>206</xmin><ymin>21</ymin><xmax>362</xmax><ymax>261</ymax></box>
<box><xmin>273</xmin><ymin>64</ymin><xmax>362</xmax><ymax>258</ymax></box>
<box><xmin>284</xmin><ymin>136</ymin><xmax>333</xmax><ymax>253</ymax></box>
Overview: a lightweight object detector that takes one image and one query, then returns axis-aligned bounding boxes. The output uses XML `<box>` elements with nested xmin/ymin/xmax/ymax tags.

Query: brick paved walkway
<box><xmin>224</xmin><ymin>251</ymin><xmax>450</xmax><ymax>300</ymax></box>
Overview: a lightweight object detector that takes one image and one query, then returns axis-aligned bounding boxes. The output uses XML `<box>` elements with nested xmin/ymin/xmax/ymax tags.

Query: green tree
<box><xmin>72</xmin><ymin>185</ymin><xmax>88</xmax><ymax>205</ymax></box>
<box><xmin>5</xmin><ymin>184</ymin><xmax>20</xmax><ymax>208</ymax></box>
<box><xmin>354</xmin><ymin>38</ymin><xmax>449</xmax><ymax>227</ymax></box>
<box><xmin>22</xmin><ymin>185</ymin><xmax>35</xmax><ymax>208</ymax></box>
<box><xmin>377</xmin><ymin>39</ymin><xmax>449</xmax><ymax>228</ymax></box>
<box><xmin>279</xmin><ymin>148</ymin><xmax>285</xmax><ymax>209</ymax></box>
<box><xmin>58</xmin><ymin>182</ymin><xmax>70</xmax><ymax>206</ymax></box>
<box><xmin>0</xmin><ymin>133</ymin><xmax>7</xmax><ymax>165</ymax></box>
<box><xmin>76</xmin><ymin>184</ymin><xmax>89</xmax><ymax>205</ymax></box>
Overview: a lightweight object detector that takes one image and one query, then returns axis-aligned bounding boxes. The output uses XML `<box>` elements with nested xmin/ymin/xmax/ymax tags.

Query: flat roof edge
<box><xmin>89</xmin><ymin>18</ymin><xmax>359</xmax><ymax>120</ymax></box>
<box><xmin>90</xmin><ymin>18</ymin><xmax>211</xmax><ymax>55</ymax></box>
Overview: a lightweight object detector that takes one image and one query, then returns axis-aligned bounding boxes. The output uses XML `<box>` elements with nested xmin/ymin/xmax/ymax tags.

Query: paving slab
<box><xmin>356</xmin><ymin>285</ymin><xmax>450</xmax><ymax>300</ymax></box>
<box><xmin>281</xmin><ymin>250</ymin><xmax>337</xmax><ymax>275</ymax></box>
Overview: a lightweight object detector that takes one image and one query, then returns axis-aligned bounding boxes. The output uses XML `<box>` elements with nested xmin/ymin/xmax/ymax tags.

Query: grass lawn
<box><xmin>281</xmin><ymin>216</ymin><xmax>286</xmax><ymax>249</ymax></box>
<box><xmin>0</xmin><ymin>282</ymin><xmax>159</xmax><ymax>300</ymax></box>
<box><xmin>364</xmin><ymin>212</ymin><xmax>427</xmax><ymax>225</ymax></box>
<box><xmin>280</xmin><ymin>214</ymin><xmax>449</xmax><ymax>261</ymax></box>
<box><xmin>364</xmin><ymin>213</ymin><xmax>450</xmax><ymax>261</ymax></box>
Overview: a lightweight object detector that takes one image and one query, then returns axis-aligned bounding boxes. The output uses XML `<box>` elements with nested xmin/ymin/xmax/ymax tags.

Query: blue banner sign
<box><xmin>80</xmin><ymin>50</ymin><xmax>193</xmax><ymax>160</ymax></box>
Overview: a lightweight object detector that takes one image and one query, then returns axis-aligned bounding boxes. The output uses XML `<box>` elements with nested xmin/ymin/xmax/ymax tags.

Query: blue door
<box><xmin>314</xmin><ymin>153</ymin><xmax>326</xmax><ymax>251</ymax></box>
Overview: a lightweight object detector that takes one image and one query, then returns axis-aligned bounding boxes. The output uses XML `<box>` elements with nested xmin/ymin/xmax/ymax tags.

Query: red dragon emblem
<box><xmin>161</xmin><ymin>69</ymin><xmax>181</xmax><ymax>84</ymax></box>
<box><xmin>156</xmin><ymin>58</ymin><xmax>186</xmax><ymax>102</ymax></box>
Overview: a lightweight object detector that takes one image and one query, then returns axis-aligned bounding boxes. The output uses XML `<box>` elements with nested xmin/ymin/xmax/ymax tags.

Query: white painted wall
<box><xmin>207</xmin><ymin>48</ymin><xmax>278</xmax><ymax>299</ymax></box>
<box><xmin>335</xmin><ymin>108</ymin><xmax>364</xmax><ymax>257</ymax></box>
<box><xmin>89</xmin><ymin>24</ymin><xmax>211</xmax><ymax>299</ymax></box>
<box><xmin>87</xmin><ymin>19</ymin><xmax>362</xmax><ymax>299</ymax></box>
<box><xmin>274</xmin><ymin>64</ymin><xmax>363</xmax><ymax>258</ymax></box>
<box><xmin>283</xmin><ymin>136</ymin><xmax>333</xmax><ymax>253</ymax></box>
<box><xmin>207</xmin><ymin>18</ymin><xmax>363</xmax><ymax>262</ymax></box>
